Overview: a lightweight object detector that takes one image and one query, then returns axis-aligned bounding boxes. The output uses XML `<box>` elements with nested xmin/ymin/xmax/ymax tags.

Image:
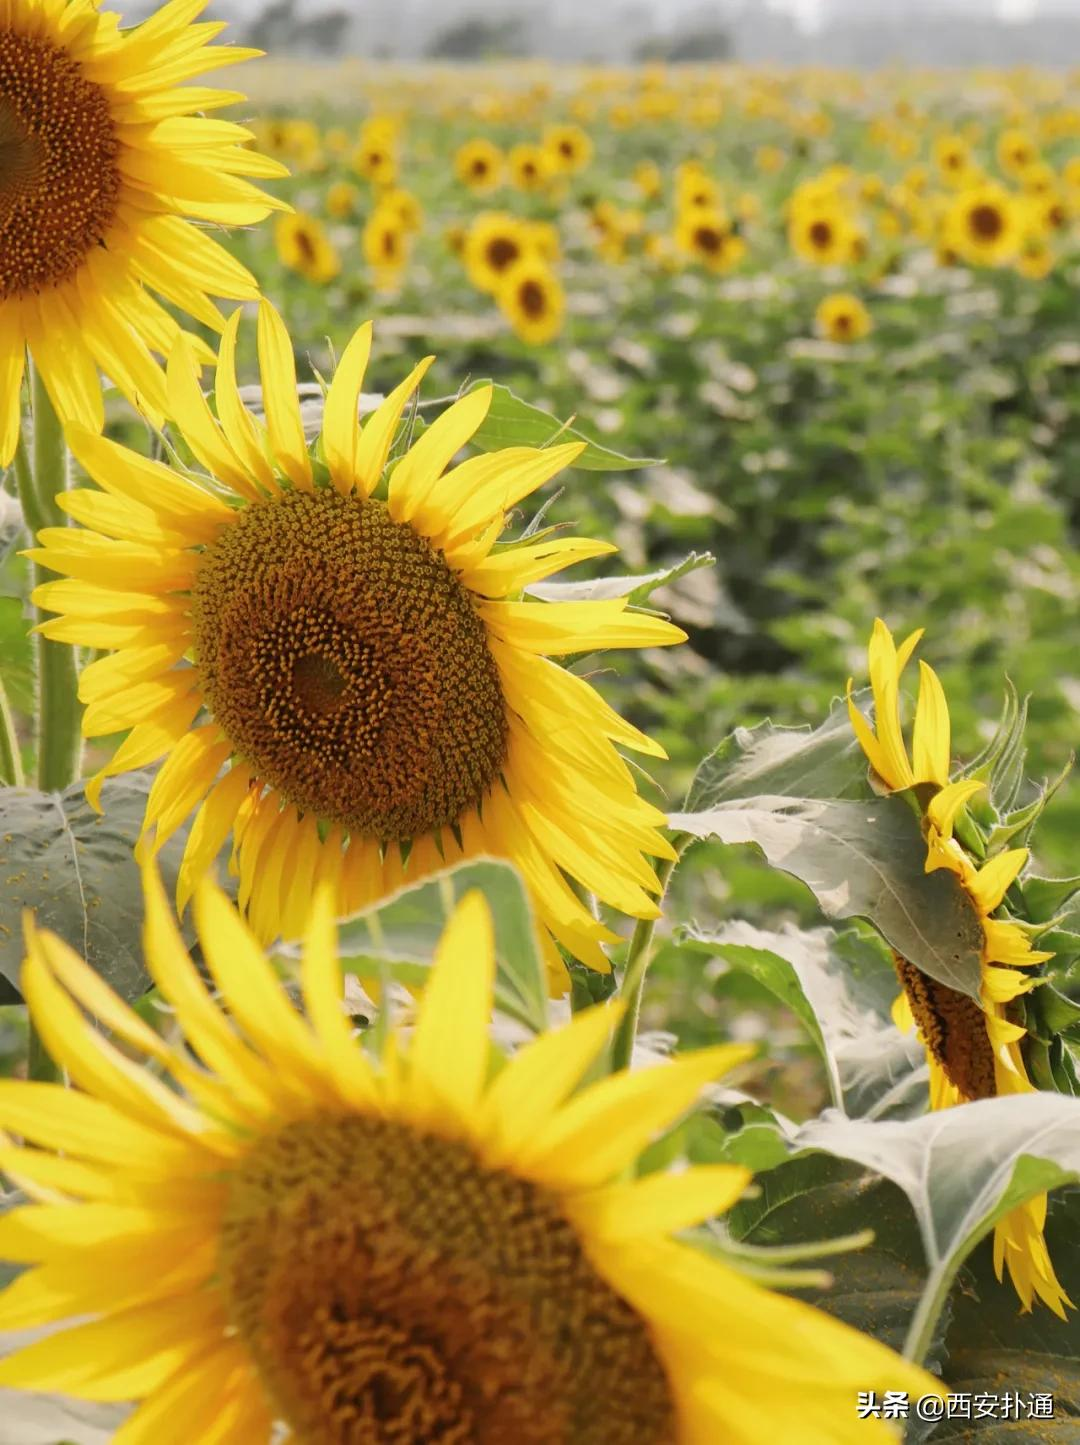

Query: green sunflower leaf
<box><xmin>324</xmin><ymin>857</ymin><xmax>549</xmax><ymax>1035</ymax></box>
<box><xmin>727</xmin><ymin>1153</ymin><xmax>936</xmax><ymax>1359</ymax></box>
<box><xmin>796</xmin><ymin>1094</ymin><xmax>1080</xmax><ymax>1372</ymax></box>
<box><xmin>465</xmin><ymin>382</ymin><xmax>662</xmax><ymax>470</ymax></box>
<box><xmin>670</xmin><ymin>793</ymin><xmax>985</xmax><ymax>999</ymax></box>
<box><xmin>685</xmin><ymin>694</ymin><xmax>876</xmax><ymax>808</ymax></box>
<box><xmin>0</xmin><ymin>772</ymin><xmax>196</xmax><ymax>1003</ymax></box>
<box><xmin>677</xmin><ymin>920</ymin><xmax>927</xmax><ymax>1118</ymax></box>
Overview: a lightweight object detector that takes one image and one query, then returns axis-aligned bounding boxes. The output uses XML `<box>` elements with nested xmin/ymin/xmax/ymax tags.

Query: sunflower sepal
<box><xmin>983</xmin><ymin>756</ymin><xmax>1074</xmax><ymax>854</ymax></box>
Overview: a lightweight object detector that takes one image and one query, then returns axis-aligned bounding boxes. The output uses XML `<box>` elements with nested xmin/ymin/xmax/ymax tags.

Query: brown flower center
<box><xmin>893</xmin><ymin>952</ymin><xmax>997</xmax><ymax>1101</ymax></box>
<box><xmin>809</xmin><ymin>219</ymin><xmax>833</xmax><ymax>248</ymax></box>
<box><xmin>219</xmin><ymin>1116</ymin><xmax>677</xmax><ymax>1445</ymax></box>
<box><xmin>969</xmin><ymin>203</ymin><xmax>1004</xmax><ymax>241</ymax></box>
<box><xmin>519</xmin><ymin>278</ymin><xmax>547</xmax><ymax>317</ymax></box>
<box><xmin>695</xmin><ymin>225</ymin><xmax>722</xmax><ymax>254</ymax></box>
<box><xmin>486</xmin><ymin>235</ymin><xmax>520</xmax><ymax>271</ymax></box>
<box><xmin>190</xmin><ymin>490</ymin><xmax>508</xmax><ymax>843</ymax></box>
<box><xmin>0</xmin><ymin>28</ymin><xmax>121</xmax><ymax>301</ymax></box>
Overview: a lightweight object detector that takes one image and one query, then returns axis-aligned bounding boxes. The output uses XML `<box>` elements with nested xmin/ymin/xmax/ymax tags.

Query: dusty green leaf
<box><xmin>681</xmin><ymin>920</ymin><xmax>927</xmax><ymax>1118</ymax></box>
<box><xmin>0</xmin><ymin>773</ymin><xmax>195</xmax><ymax>1001</ymax></box>
<box><xmin>328</xmin><ymin>858</ymin><xmax>548</xmax><ymax>1034</ymax></box>
<box><xmin>670</xmin><ymin>793</ymin><xmax>985</xmax><ymax>998</ymax></box>
<box><xmin>466</xmin><ymin>382</ymin><xmax>661</xmax><ymax>470</ymax></box>
<box><xmin>686</xmin><ymin>695</ymin><xmax>876</xmax><ymax>809</ymax></box>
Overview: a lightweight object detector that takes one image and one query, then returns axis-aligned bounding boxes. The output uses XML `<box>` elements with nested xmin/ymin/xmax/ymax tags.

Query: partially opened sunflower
<box><xmin>0</xmin><ymin>0</ymin><xmax>286</xmax><ymax>464</ymax></box>
<box><xmin>0</xmin><ymin>868</ymin><xmax>939</xmax><ymax>1442</ymax></box>
<box><xmin>848</xmin><ymin>618</ymin><xmax>1070</xmax><ymax>1316</ymax></box>
<box><xmin>30</xmin><ymin>303</ymin><xmax>684</xmax><ymax>985</ymax></box>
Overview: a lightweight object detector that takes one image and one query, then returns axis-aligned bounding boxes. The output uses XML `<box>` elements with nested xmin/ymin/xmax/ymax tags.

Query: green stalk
<box><xmin>610</xmin><ymin>830</ymin><xmax>690</xmax><ymax>1072</ymax></box>
<box><xmin>901</xmin><ymin>1260</ymin><xmax>956</xmax><ymax>1367</ymax></box>
<box><xmin>24</xmin><ymin>366</ymin><xmax>81</xmax><ymax>793</ymax></box>
<box><xmin>0</xmin><ymin>672</ymin><xmax>24</xmax><ymax>788</ymax></box>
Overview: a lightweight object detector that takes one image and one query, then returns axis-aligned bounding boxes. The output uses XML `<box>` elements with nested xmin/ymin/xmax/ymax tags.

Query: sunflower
<box><xmin>508</xmin><ymin>141</ymin><xmax>551</xmax><ymax>192</ymax></box>
<box><xmin>497</xmin><ymin>258</ymin><xmax>565</xmax><ymax>345</ymax></box>
<box><xmin>675</xmin><ymin>165</ymin><xmax>722</xmax><ymax>212</ymax></box>
<box><xmin>351</xmin><ymin>137</ymin><xmax>396</xmax><ymax>185</ymax></box>
<box><xmin>0</xmin><ymin>0</ymin><xmax>286</xmax><ymax>466</ymax></box>
<box><xmin>933</xmin><ymin>132</ymin><xmax>976</xmax><ymax>187</ymax></box>
<box><xmin>361</xmin><ymin>205</ymin><xmax>408</xmax><ymax>288</ymax></box>
<box><xmin>464</xmin><ymin>210</ymin><xmax>533</xmax><ymax>292</ymax></box>
<box><xmin>543</xmin><ymin>123</ymin><xmax>593</xmax><ymax>175</ymax></box>
<box><xmin>30</xmin><ymin>304</ymin><xmax>684</xmax><ymax>984</ymax></box>
<box><xmin>378</xmin><ymin>185</ymin><xmax>423</xmax><ymax>233</ymax></box>
<box><xmin>325</xmin><ymin>180</ymin><xmax>359</xmax><ymax>219</ymax></box>
<box><xmin>945</xmin><ymin>181</ymin><xmax>1022</xmax><ymax>267</ymax></box>
<box><xmin>848</xmin><ymin>619</ymin><xmax>1070</xmax><ymax>1317</ymax></box>
<box><xmin>788</xmin><ymin>202</ymin><xmax>861</xmax><ymax>267</ymax></box>
<box><xmin>0</xmin><ymin>868</ymin><xmax>938</xmax><ymax>1443</ymax></box>
<box><xmin>675</xmin><ymin>208</ymin><xmax>745</xmax><ymax>273</ymax></box>
<box><xmin>814</xmin><ymin>292</ymin><xmax>872</xmax><ymax>343</ymax></box>
<box><xmin>454</xmin><ymin>137</ymin><xmax>503</xmax><ymax>193</ymax></box>
<box><xmin>633</xmin><ymin>159</ymin><xmax>663</xmax><ymax>200</ymax></box>
<box><xmin>274</xmin><ymin>212</ymin><xmax>340</xmax><ymax>285</ymax></box>
<box><xmin>997</xmin><ymin>126</ymin><xmax>1039</xmax><ymax>179</ymax></box>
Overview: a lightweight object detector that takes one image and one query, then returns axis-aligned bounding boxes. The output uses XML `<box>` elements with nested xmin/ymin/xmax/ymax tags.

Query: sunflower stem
<box><xmin>25</xmin><ymin>367</ymin><xmax>81</xmax><ymax>794</ymax></box>
<box><xmin>901</xmin><ymin>1261</ymin><xmax>955</xmax><ymax>1368</ymax></box>
<box><xmin>0</xmin><ymin>671</ymin><xmax>24</xmax><ymax>788</ymax></box>
<box><xmin>610</xmin><ymin>831</ymin><xmax>690</xmax><ymax>1072</ymax></box>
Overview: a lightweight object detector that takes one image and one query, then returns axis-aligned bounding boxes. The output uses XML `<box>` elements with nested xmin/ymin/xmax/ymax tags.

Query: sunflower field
<box><xmin>1</xmin><ymin>2</ymin><xmax>1080</xmax><ymax>1441</ymax></box>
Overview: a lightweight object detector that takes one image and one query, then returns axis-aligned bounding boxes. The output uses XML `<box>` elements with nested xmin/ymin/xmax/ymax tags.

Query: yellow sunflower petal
<box><xmin>256</xmin><ymin>300</ymin><xmax>313</xmax><ymax>491</ymax></box>
<box><xmin>477</xmin><ymin>1001</ymin><xmax>622</xmax><ymax>1153</ymax></box>
<box><xmin>322</xmin><ymin>319</ymin><xmax>373</xmax><ymax>493</ymax></box>
<box><xmin>926</xmin><ymin>778</ymin><xmax>984</xmax><ymax>838</ymax></box>
<box><xmin>407</xmin><ymin>890</ymin><xmax>495</xmax><ymax>1122</ymax></box>
<box><xmin>567</xmin><ymin>1165</ymin><xmax>752</xmax><ymax>1242</ymax></box>
<box><xmin>0</xmin><ymin>1291</ymin><xmax>227</xmax><ymax>1400</ymax></box>
<box><xmin>388</xmin><ymin>384</ymin><xmax>493</xmax><ymax>525</ymax></box>
<box><xmin>351</xmin><ymin>354</ymin><xmax>435</xmax><ymax>495</ymax></box>
<box><xmin>299</xmin><ymin>884</ymin><xmax>378</xmax><ymax>1109</ymax></box>
<box><xmin>912</xmin><ymin>661</ymin><xmax>951</xmax><ymax>786</ymax></box>
<box><xmin>969</xmin><ymin>848</ymin><xmax>1028</xmax><ymax>915</ymax></box>
<box><xmin>515</xmin><ymin>1043</ymin><xmax>755</xmax><ymax>1187</ymax></box>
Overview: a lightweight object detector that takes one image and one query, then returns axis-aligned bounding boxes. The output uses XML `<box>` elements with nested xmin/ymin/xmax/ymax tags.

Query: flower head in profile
<box><xmin>0</xmin><ymin>0</ymin><xmax>287</xmax><ymax>464</ymax></box>
<box><xmin>0</xmin><ymin>868</ymin><xmax>939</xmax><ymax>1442</ymax></box>
<box><xmin>849</xmin><ymin>619</ymin><xmax>1070</xmax><ymax>1316</ymax></box>
<box><xmin>31</xmin><ymin>303</ymin><xmax>683</xmax><ymax>987</ymax></box>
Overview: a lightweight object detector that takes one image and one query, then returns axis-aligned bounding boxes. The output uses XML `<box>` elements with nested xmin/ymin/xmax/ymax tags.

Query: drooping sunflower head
<box><xmin>0</xmin><ymin>866</ymin><xmax>941</xmax><ymax>1442</ymax></box>
<box><xmin>32</xmin><ymin>303</ymin><xmax>685</xmax><ymax>983</ymax></box>
<box><xmin>0</xmin><ymin>0</ymin><xmax>288</xmax><ymax>464</ymax></box>
<box><xmin>849</xmin><ymin>620</ymin><xmax>1068</xmax><ymax>1316</ymax></box>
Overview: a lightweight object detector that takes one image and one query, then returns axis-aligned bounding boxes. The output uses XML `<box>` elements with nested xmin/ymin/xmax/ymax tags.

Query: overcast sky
<box><xmin>114</xmin><ymin>0</ymin><xmax>1080</xmax><ymax>23</ymax></box>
